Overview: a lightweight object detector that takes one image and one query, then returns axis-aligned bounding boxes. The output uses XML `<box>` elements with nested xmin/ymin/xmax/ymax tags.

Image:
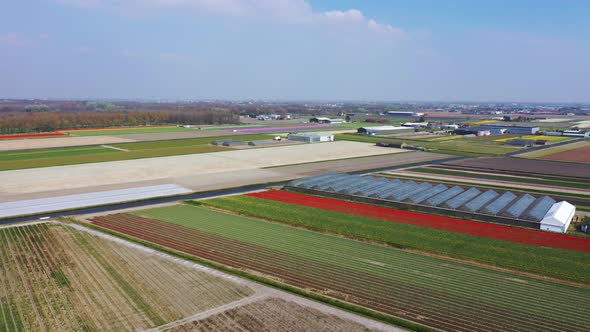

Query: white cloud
<box><xmin>57</xmin><ymin>0</ymin><xmax>404</xmax><ymax>38</ymax></box>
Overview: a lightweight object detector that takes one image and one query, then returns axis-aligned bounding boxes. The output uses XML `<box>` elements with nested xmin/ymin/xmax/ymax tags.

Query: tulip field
<box><xmin>91</xmin><ymin>204</ymin><xmax>590</xmax><ymax>332</ymax></box>
<box><xmin>247</xmin><ymin>190</ymin><xmax>590</xmax><ymax>252</ymax></box>
<box><xmin>203</xmin><ymin>193</ymin><xmax>590</xmax><ymax>283</ymax></box>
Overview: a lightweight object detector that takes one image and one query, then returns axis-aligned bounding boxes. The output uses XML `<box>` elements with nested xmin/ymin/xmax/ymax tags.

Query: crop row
<box><xmin>0</xmin><ymin>132</ymin><xmax>66</xmax><ymax>139</ymax></box>
<box><xmin>91</xmin><ymin>210</ymin><xmax>590</xmax><ymax>332</ymax></box>
<box><xmin>248</xmin><ymin>190</ymin><xmax>590</xmax><ymax>252</ymax></box>
<box><xmin>0</xmin><ymin>223</ymin><xmax>252</xmax><ymax>331</ymax></box>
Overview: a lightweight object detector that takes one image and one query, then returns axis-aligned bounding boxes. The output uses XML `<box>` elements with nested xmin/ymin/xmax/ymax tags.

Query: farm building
<box><xmin>248</xmin><ymin>139</ymin><xmax>277</xmax><ymax>146</ymax></box>
<box><xmin>453</xmin><ymin>128</ymin><xmax>491</xmax><ymax>136</ymax></box>
<box><xmin>286</xmin><ymin>173</ymin><xmax>575</xmax><ymax>232</ymax></box>
<box><xmin>402</xmin><ymin>122</ymin><xmax>429</xmax><ymax>128</ymax></box>
<box><xmin>440</xmin><ymin>124</ymin><xmax>460</xmax><ymax>130</ymax></box>
<box><xmin>384</xmin><ymin>111</ymin><xmax>424</xmax><ymax>117</ymax></box>
<box><xmin>540</xmin><ymin>201</ymin><xmax>575</xmax><ymax>233</ymax></box>
<box><xmin>504</xmin><ymin>139</ymin><xmax>535</xmax><ymax>147</ymax></box>
<box><xmin>562</xmin><ymin>130</ymin><xmax>589</xmax><ymax>138</ymax></box>
<box><xmin>357</xmin><ymin>126</ymin><xmax>414</xmax><ymax>135</ymax></box>
<box><xmin>287</xmin><ymin>132</ymin><xmax>334</xmax><ymax>143</ymax></box>
<box><xmin>478</xmin><ymin>124</ymin><xmax>540</xmax><ymax>135</ymax></box>
<box><xmin>309</xmin><ymin>117</ymin><xmax>346</xmax><ymax>124</ymax></box>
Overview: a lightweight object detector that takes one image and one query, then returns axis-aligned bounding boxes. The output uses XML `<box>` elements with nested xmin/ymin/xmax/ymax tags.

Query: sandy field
<box><xmin>0</xmin><ymin>135</ymin><xmax>136</xmax><ymax>151</ymax></box>
<box><xmin>0</xmin><ymin>141</ymin><xmax>405</xmax><ymax>199</ymax></box>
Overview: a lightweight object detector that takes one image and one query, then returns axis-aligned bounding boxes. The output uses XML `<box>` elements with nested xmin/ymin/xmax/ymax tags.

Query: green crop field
<box><xmin>202</xmin><ymin>195</ymin><xmax>590</xmax><ymax>283</ymax></box>
<box><xmin>0</xmin><ymin>145</ymin><xmax>118</xmax><ymax>162</ymax></box>
<box><xmin>0</xmin><ymin>134</ymin><xmax>272</xmax><ymax>171</ymax></box>
<box><xmin>92</xmin><ymin>204</ymin><xmax>590</xmax><ymax>332</ymax></box>
<box><xmin>65</xmin><ymin>126</ymin><xmax>194</xmax><ymax>136</ymax></box>
<box><xmin>335</xmin><ymin>133</ymin><xmax>519</xmax><ymax>156</ymax></box>
<box><xmin>0</xmin><ymin>145</ymin><xmax>227</xmax><ymax>171</ymax></box>
<box><xmin>111</xmin><ymin>134</ymin><xmax>270</xmax><ymax>150</ymax></box>
<box><xmin>407</xmin><ymin>166</ymin><xmax>590</xmax><ymax>190</ymax></box>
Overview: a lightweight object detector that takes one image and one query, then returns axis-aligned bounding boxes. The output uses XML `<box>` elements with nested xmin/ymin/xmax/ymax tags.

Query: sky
<box><xmin>1</xmin><ymin>0</ymin><xmax>589</xmax><ymax>102</ymax></box>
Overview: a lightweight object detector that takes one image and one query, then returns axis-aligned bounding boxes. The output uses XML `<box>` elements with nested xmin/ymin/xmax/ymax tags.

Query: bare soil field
<box><xmin>446</xmin><ymin>156</ymin><xmax>590</xmax><ymax>179</ymax></box>
<box><xmin>518</xmin><ymin>141</ymin><xmax>590</xmax><ymax>160</ymax></box>
<box><xmin>0</xmin><ymin>142</ymin><xmax>404</xmax><ymax>200</ymax></box>
<box><xmin>539</xmin><ymin>145</ymin><xmax>590</xmax><ymax>163</ymax></box>
<box><xmin>0</xmin><ymin>136</ymin><xmax>136</xmax><ymax>151</ymax></box>
<box><xmin>169</xmin><ymin>297</ymin><xmax>375</xmax><ymax>332</ymax></box>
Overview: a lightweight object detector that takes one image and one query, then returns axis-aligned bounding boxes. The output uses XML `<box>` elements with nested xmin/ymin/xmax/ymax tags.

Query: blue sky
<box><xmin>1</xmin><ymin>0</ymin><xmax>589</xmax><ymax>102</ymax></box>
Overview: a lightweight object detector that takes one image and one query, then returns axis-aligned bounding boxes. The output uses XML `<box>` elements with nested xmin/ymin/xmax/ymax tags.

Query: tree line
<box><xmin>0</xmin><ymin>109</ymin><xmax>240</xmax><ymax>134</ymax></box>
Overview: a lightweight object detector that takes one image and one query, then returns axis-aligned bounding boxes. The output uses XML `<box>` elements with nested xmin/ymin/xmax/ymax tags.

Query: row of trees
<box><xmin>0</xmin><ymin>109</ymin><xmax>240</xmax><ymax>134</ymax></box>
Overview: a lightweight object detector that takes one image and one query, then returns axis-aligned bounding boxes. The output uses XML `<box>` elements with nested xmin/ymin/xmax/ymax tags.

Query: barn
<box><xmin>357</xmin><ymin>126</ymin><xmax>413</xmax><ymax>135</ymax></box>
<box><xmin>540</xmin><ymin>201</ymin><xmax>576</xmax><ymax>233</ymax></box>
<box><xmin>287</xmin><ymin>132</ymin><xmax>334</xmax><ymax>143</ymax></box>
<box><xmin>309</xmin><ymin>117</ymin><xmax>346</xmax><ymax>124</ymax></box>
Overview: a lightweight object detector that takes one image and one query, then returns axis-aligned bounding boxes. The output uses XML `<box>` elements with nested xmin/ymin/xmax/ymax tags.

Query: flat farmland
<box><xmin>0</xmin><ymin>136</ymin><xmax>136</xmax><ymax>152</ymax></box>
<box><xmin>0</xmin><ymin>222</ymin><xmax>392</xmax><ymax>332</ymax></box>
<box><xmin>402</xmin><ymin>166</ymin><xmax>590</xmax><ymax>192</ymax></box>
<box><xmin>91</xmin><ymin>205</ymin><xmax>590</xmax><ymax>332</ymax></box>
<box><xmin>0</xmin><ymin>141</ymin><xmax>403</xmax><ymax>197</ymax></box>
<box><xmin>203</xmin><ymin>193</ymin><xmax>590</xmax><ymax>282</ymax></box>
<box><xmin>0</xmin><ymin>222</ymin><xmax>252</xmax><ymax>331</ymax></box>
<box><xmin>445</xmin><ymin>156</ymin><xmax>590</xmax><ymax>178</ymax></box>
<box><xmin>61</xmin><ymin>126</ymin><xmax>194</xmax><ymax>136</ymax></box>
<box><xmin>0</xmin><ymin>134</ymin><xmax>273</xmax><ymax>171</ymax></box>
<box><xmin>169</xmin><ymin>297</ymin><xmax>377</xmax><ymax>332</ymax></box>
<box><xmin>336</xmin><ymin>133</ymin><xmax>520</xmax><ymax>156</ymax></box>
<box><xmin>0</xmin><ymin>132</ymin><xmax>67</xmax><ymax>139</ymax></box>
<box><xmin>519</xmin><ymin>141</ymin><xmax>590</xmax><ymax>163</ymax></box>
<box><xmin>246</xmin><ymin>190</ymin><xmax>590</xmax><ymax>252</ymax></box>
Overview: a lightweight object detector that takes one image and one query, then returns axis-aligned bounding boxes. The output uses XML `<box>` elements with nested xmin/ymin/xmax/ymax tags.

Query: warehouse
<box><xmin>286</xmin><ymin>173</ymin><xmax>575</xmax><ymax>232</ymax></box>
<box><xmin>357</xmin><ymin>126</ymin><xmax>414</xmax><ymax>135</ymax></box>
<box><xmin>562</xmin><ymin>130</ymin><xmax>590</xmax><ymax>138</ymax></box>
<box><xmin>540</xmin><ymin>201</ymin><xmax>575</xmax><ymax>233</ymax></box>
<box><xmin>287</xmin><ymin>132</ymin><xmax>334</xmax><ymax>143</ymax></box>
<box><xmin>478</xmin><ymin>124</ymin><xmax>540</xmax><ymax>135</ymax></box>
<box><xmin>384</xmin><ymin>111</ymin><xmax>424</xmax><ymax>117</ymax></box>
<box><xmin>309</xmin><ymin>117</ymin><xmax>346</xmax><ymax>124</ymax></box>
